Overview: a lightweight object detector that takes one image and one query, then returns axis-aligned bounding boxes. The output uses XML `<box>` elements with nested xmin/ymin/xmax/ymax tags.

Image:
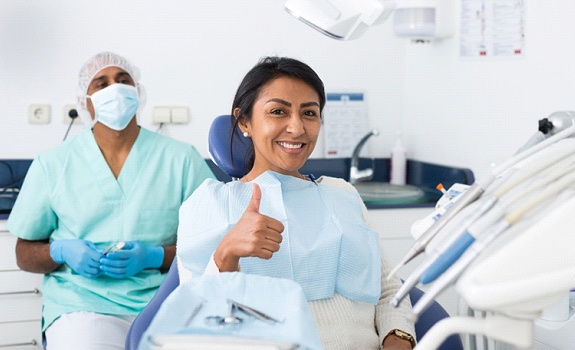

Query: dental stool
<box><xmin>125</xmin><ymin>115</ymin><xmax>463</xmax><ymax>350</ymax></box>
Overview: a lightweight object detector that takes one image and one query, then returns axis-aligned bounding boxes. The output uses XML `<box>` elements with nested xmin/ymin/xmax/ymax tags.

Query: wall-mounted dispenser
<box><xmin>393</xmin><ymin>0</ymin><xmax>455</xmax><ymax>42</ymax></box>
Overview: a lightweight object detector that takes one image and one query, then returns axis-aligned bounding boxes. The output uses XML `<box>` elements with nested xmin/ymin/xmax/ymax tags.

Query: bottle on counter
<box><xmin>390</xmin><ymin>133</ymin><xmax>407</xmax><ymax>185</ymax></box>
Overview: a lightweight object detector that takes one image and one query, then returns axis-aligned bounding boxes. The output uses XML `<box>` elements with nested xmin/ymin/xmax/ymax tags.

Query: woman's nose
<box><xmin>286</xmin><ymin>114</ymin><xmax>305</xmax><ymax>135</ymax></box>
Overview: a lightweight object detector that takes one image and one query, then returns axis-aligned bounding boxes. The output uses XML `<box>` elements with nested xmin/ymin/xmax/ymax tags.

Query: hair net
<box><xmin>76</xmin><ymin>51</ymin><xmax>147</xmax><ymax>127</ymax></box>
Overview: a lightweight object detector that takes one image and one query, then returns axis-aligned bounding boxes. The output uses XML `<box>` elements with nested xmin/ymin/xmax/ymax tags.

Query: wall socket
<box><xmin>62</xmin><ymin>104</ymin><xmax>83</xmax><ymax>125</ymax></box>
<box><xmin>28</xmin><ymin>104</ymin><xmax>51</xmax><ymax>124</ymax></box>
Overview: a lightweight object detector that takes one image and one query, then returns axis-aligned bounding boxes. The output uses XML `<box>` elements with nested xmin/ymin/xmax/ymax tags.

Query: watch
<box><xmin>385</xmin><ymin>329</ymin><xmax>416</xmax><ymax>348</ymax></box>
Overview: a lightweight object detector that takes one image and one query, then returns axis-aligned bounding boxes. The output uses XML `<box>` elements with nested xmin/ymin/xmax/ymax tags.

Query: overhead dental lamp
<box><xmin>284</xmin><ymin>0</ymin><xmax>396</xmax><ymax>40</ymax></box>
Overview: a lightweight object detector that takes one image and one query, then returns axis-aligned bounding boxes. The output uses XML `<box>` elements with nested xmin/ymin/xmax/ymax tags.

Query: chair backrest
<box><xmin>208</xmin><ymin>114</ymin><xmax>252</xmax><ymax>179</ymax></box>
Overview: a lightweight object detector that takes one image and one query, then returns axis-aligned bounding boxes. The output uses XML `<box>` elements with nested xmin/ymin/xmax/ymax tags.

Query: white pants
<box><xmin>45</xmin><ymin>311</ymin><xmax>135</xmax><ymax>350</ymax></box>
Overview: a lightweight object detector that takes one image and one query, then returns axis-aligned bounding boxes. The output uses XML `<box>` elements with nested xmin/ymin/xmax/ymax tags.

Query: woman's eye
<box><xmin>303</xmin><ymin>110</ymin><xmax>319</xmax><ymax>118</ymax></box>
<box><xmin>270</xmin><ymin>109</ymin><xmax>285</xmax><ymax>116</ymax></box>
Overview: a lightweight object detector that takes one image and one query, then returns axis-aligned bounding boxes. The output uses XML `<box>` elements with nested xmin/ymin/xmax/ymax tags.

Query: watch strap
<box><xmin>385</xmin><ymin>328</ymin><xmax>416</xmax><ymax>348</ymax></box>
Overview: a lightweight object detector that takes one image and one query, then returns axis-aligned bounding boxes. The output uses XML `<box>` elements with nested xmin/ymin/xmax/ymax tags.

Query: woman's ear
<box><xmin>234</xmin><ymin>108</ymin><xmax>249</xmax><ymax>133</ymax></box>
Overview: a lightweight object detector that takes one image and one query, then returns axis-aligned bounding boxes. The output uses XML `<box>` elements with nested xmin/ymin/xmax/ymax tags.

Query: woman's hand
<box><xmin>214</xmin><ymin>183</ymin><xmax>284</xmax><ymax>272</ymax></box>
<box><xmin>381</xmin><ymin>334</ymin><xmax>414</xmax><ymax>350</ymax></box>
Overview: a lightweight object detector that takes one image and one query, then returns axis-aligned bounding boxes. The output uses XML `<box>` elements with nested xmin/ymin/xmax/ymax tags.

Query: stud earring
<box><xmin>243</xmin><ymin>131</ymin><xmax>249</xmax><ymax>138</ymax></box>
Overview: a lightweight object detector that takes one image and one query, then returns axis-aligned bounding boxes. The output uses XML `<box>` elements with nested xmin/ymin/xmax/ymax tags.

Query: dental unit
<box><xmin>388</xmin><ymin>112</ymin><xmax>575</xmax><ymax>286</ymax></box>
<box><xmin>386</xmin><ymin>111</ymin><xmax>575</xmax><ymax>349</ymax></box>
<box><xmin>411</xmin><ymin>164</ymin><xmax>575</xmax><ymax>321</ymax></box>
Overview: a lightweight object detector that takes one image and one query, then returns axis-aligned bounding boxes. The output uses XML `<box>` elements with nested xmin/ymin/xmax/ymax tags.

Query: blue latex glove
<box><xmin>99</xmin><ymin>241</ymin><xmax>164</xmax><ymax>278</ymax></box>
<box><xmin>50</xmin><ymin>239</ymin><xmax>103</xmax><ymax>278</ymax></box>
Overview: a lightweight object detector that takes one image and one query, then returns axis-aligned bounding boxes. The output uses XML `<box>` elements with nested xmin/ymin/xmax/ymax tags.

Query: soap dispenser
<box><xmin>390</xmin><ymin>134</ymin><xmax>407</xmax><ymax>185</ymax></box>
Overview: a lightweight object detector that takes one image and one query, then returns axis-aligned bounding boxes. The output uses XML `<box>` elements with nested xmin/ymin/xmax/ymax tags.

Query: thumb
<box><xmin>247</xmin><ymin>183</ymin><xmax>261</xmax><ymax>213</ymax></box>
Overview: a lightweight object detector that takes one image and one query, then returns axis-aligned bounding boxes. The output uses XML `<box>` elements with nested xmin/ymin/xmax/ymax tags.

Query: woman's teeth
<box><xmin>278</xmin><ymin>142</ymin><xmax>303</xmax><ymax>149</ymax></box>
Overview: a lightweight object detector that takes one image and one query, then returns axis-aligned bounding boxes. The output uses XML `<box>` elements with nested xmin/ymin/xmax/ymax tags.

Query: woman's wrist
<box><xmin>214</xmin><ymin>246</ymin><xmax>240</xmax><ymax>272</ymax></box>
<box><xmin>382</xmin><ymin>329</ymin><xmax>415</xmax><ymax>349</ymax></box>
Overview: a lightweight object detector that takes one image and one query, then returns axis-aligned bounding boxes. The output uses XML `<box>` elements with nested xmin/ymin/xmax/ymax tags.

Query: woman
<box><xmin>177</xmin><ymin>56</ymin><xmax>415</xmax><ymax>349</ymax></box>
<box><xmin>7</xmin><ymin>52</ymin><xmax>215</xmax><ymax>349</ymax></box>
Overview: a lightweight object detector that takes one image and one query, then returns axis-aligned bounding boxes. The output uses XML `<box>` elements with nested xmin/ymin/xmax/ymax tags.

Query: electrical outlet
<box><xmin>62</xmin><ymin>104</ymin><xmax>83</xmax><ymax>125</ymax></box>
<box><xmin>28</xmin><ymin>104</ymin><xmax>51</xmax><ymax>124</ymax></box>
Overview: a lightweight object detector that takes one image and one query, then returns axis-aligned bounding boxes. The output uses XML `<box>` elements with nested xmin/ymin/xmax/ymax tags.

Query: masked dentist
<box><xmin>7</xmin><ymin>51</ymin><xmax>215</xmax><ymax>349</ymax></box>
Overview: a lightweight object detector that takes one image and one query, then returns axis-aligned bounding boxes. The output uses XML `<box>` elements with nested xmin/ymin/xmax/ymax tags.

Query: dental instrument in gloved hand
<box><xmin>102</xmin><ymin>241</ymin><xmax>126</xmax><ymax>255</ymax></box>
<box><xmin>99</xmin><ymin>241</ymin><xmax>164</xmax><ymax>278</ymax></box>
<box><xmin>50</xmin><ymin>239</ymin><xmax>103</xmax><ymax>278</ymax></box>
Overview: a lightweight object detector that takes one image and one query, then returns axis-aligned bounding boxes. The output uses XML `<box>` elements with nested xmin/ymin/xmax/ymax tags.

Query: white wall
<box><xmin>401</xmin><ymin>1</ymin><xmax>575</xmax><ymax>174</ymax></box>
<box><xmin>2</xmin><ymin>1</ymin><xmax>575</xmax><ymax>178</ymax></box>
<box><xmin>0</xmin><ymin>0</ymin><xmax>406</xmax><ymax>161</ymax></box>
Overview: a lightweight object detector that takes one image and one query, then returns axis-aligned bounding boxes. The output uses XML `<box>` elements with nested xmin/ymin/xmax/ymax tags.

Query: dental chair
<box><xmin>125</xmin><ymin>115</ymin><xmax>463</xmax><ymax>350</ymax></box>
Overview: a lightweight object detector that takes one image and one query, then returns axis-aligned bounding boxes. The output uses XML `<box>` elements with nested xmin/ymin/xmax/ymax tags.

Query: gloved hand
<box><xmin>50</xmin><ymin>239</ymin><xmax>103</xmax><ymax>278</ymax></box>
<box><xmin>99</xmin><ymin>241</ymin><xmax>164</xmax><ymax>278</ymax></box>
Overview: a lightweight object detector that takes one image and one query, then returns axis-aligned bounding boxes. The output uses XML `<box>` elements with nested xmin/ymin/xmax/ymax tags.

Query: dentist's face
<box><xmin>86</xmin><ymin>66</ymin><xmax>135</xmax><ymax>119</ymax></box>
<box><xmin>239</xmin><ymin>76</ymin><xmax>321</xmax><ymax>178</ymax></box>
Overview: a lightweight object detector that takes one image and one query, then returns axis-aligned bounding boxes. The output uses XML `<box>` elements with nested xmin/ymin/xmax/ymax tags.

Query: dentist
<box><xmin>7</xmin><ymin>52</ymin><xmax>215</xmax><ymax>349</ymax></box>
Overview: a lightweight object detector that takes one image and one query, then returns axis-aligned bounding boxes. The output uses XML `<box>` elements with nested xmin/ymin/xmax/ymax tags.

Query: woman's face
<box><xmin>86</xmin><ymin>66</ymin><xmax>135</xmax><ymax>119</ymax></box>
<box><xmin>238</xmin><ymin>76</ymin><xmax>322</xmax><ymax>178</ymax></box>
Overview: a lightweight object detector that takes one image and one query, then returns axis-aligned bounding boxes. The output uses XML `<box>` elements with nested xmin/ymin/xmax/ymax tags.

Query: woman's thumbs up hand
<box><xmin>214</xmin><ymin>183</ymin><xmax>284</xmax><ymax>272</ymax></box>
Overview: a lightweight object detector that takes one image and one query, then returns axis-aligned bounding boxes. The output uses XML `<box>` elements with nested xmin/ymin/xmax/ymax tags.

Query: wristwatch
<box><xmin>385</xmin><ymin>329</ymin><xmax>416</xmax><ymax>348</ymax></box>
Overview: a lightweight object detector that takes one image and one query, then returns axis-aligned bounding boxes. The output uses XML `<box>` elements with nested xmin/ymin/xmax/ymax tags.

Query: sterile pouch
<box><xmin>139</xmin><ymin>272</ymin><xmax>322</xmax><ymax>350</ymax></box>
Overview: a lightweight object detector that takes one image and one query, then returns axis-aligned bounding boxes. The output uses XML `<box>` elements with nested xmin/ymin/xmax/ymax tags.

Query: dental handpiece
<box><xmin>387</xmin><ymin>182</ymin><xmax>487</xmax><ymax>280</ymax></box>
<box><xmin>389</xmin><ymin>197</ymin><xmax>494</xmax><ymax>307</ymax></box>
<box><xmin>411</xmin><ymin>185</ymin><xmax>575</xmax><ymax>321</ymax></box>
<box><xmin>419</xmin><ymin>157</ymin><xmax>575</xmax><ymax>285</ymax></box>
<box><xmin>409</xmin><ymin>220</ymin><xmax>510</xmax><ymax>322</ymax></box>
<box><xmin>387</xmin><ymin>123</ymin><xmax>575</xmax><ymax>281</ymax></box>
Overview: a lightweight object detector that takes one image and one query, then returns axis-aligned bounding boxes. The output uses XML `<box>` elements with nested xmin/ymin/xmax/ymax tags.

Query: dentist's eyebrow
<box><xmin>90</xmin><ymin>75</ymin><xmax>106</xmax><ymax>85</ymax></box>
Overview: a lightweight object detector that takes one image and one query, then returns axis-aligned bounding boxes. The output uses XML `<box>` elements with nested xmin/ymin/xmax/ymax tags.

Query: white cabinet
<box><xmin>367</xmin><ymin>207</ymin><xmax>461</xmax><ymax>317</ymax></box>
<box><xmin>0</xmin><ymin>220</ymin><xmax>43</xmax><ymax>348</ymax></box>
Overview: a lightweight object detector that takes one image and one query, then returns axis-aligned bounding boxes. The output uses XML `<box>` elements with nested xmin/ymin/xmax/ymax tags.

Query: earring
<box><xmin>243</xmin><ymin>131</ymin><xmax>249</xmax><ymax>138</ymax></box>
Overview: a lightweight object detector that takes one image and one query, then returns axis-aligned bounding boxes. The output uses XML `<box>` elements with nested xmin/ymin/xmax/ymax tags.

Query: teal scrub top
<box><xmin>7</xmin><ymin>127</ymin><xmax>215</xmax><ymax>331</ymax></box>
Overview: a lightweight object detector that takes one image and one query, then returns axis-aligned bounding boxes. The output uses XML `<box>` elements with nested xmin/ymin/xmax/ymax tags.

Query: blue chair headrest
<box><xmin>208</xmin><ymin>115</ymin><xmax>252</xmax><ymax>179</ymax></box>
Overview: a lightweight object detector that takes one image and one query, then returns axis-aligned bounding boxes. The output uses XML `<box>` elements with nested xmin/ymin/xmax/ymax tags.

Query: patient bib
<box><xmin>177</xmin><ymin>171</ymin><xmax>381</xmax><ymax>304</ymax></box>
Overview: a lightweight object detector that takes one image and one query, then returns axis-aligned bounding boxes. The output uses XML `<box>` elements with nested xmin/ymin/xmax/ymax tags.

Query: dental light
<box><xmin>284</xmin><ymin>0</ymin><xmax>396</xmax><ymax>40</ymax></box>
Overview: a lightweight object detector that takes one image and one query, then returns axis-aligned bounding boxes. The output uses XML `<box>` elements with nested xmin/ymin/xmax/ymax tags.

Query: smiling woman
<box><xmin>175</xmin><ymin>56</ymin><xmax>416</xmax><ymax>350</ymax></box>
<box><xmin>236</xmin><ymin>76</ymin><xmax>322</xmax><ymax>181</ymax></box>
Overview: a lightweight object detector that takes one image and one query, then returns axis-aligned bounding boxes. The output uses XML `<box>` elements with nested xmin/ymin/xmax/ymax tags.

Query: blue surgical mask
<box><xmin>89</xmin><ymin>83</ymin><xmax>139</xmax><ymax>131</ymax></box>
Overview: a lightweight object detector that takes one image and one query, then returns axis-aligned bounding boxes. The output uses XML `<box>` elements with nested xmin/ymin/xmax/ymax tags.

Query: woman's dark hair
<box><xmin>230</xmin><ymin>56</ymin><xmax>326</xmax><ymax>171</ymax></box>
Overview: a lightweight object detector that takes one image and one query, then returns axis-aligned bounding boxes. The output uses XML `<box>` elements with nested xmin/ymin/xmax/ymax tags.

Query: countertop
<box><xmin>0</xmin><ymin>158</ymin><xmax>475</xmax><ymax>218</ymax></box>
<box><xmin>207</xmin><ymin>157</ymin><xmax>475</xmax><ymax>209</ymax></box>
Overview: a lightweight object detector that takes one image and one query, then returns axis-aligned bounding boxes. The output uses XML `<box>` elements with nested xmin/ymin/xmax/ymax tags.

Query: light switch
<box><xmin>152</xmin><ymin>106</ymin><xmax>171</xmax><ymax>124</ymax></box>
<box><xmin>171</xmin><ymin>107</ymin><xmax>189</xmax><ymax>124</ymax></box>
